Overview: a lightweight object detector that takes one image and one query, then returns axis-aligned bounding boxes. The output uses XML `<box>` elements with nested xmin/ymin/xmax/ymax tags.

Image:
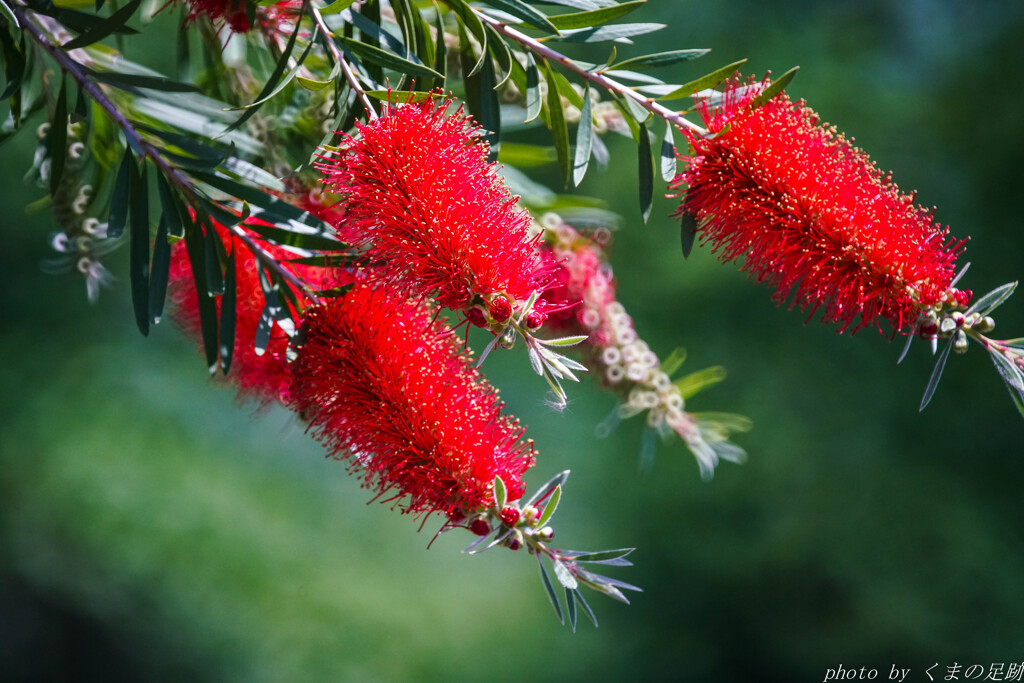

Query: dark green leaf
<box><xmin>432</xmin><ymin>2</ymin><xmax>447</xmax><ymax>84</ymax></box>
<box><xmin>680</xmin><ymin>209</ymin><xmax>697</xmax><ymax>259</ymax></box>
<box><xmin>966</xmin><ymin>281</ymin><xmax>1017</xmax><ymax>317</ymax></box>
<box><xmin>0</xmin><ymin>23</ymin><xmax>27</xmax><ymax>100</ymax></box>
<box><xmin>340</xmin><ymin>36</ymin><xmax>442</xmax><ymax>79</ymax></box>
<box><xmin>538</xmin><ymin>558</ymin><xmax>564</xmax><ymax>624</ymax></box>
<box><xmin>609</xmin><ymin>48</ymin><xmax>710</xmax><ymax>72</ymax></box>
<box><xmin>483</xmin><ymin>22</ymin><xmax>513</xmax><ymax>88</ymax></box>
<box><xmin>189</xmin><ymin>171</ymin><xmax>326</xmax><ymax>227</ymax></box>
<box><xmin>660</xmin><ymin>120</ymin><xmax>676</xmax><ymax>182</ymax></box>
<box><xmin>530</xmin><ymin>0</ymin><xmax>602</xmax><ymax>9</ymax></box>
<box><xmin>574</xmin><ymin>589</ymin><xmax>599</xmax><ymax>628</ymax></box>
<box><xmin>62</xmin><ymin>0</ymin><xmax>142</xmax><ymax>49</ymax></box>
<box><xmin>1004</xmin><ymin>382</ymin><xmax>1024</xmax><ymax>421</ymax></box>
<box><xmin>566</xmin><ymin>548</ymin><xmax>635</xmax><ymax>563</ymax></box>
<box><xmin>219</xmin><ymin>245</ymin><xmax>237</xmax><ymax>374</ymax></box>
<box><xmin>553</xmin><ymin>22</ymin><xmax>665</xmax><ymax>43</ymax></box>
<box><xmin>524</xmin><ymin>53</ymin><xmax>541</xmax><ymax>122</ymax></box>
<box><xmin>499</xmin><ymin>142</ymin><xmax>555</xmax><ymax>167</ymax></box>
<box><xmin>48</xmin><ymin>80</ymin><xmax>68</xmax><ymax>196</ymax></box>
<box><xmin>203</xmin><ymin>217</ymin><xmax>225</xmax><ymax>296</ymax></box>
<box><xmin>184</xmin><ymin>221</ymin><xmax>219</xmax><ymax>372</ymax></box>
<box><xmin>547</xmin><ymin>0</ymin><xmax>644</xmax><ymax>29</ymax></box>
<box><xmin>287</xmin><ymin>254</ymin><xmax>364</xmax><ymax>268</ymax></box>
<box><xmin>550</xmin><ymin>69</ymin><xmax>584</xmax><ymax>108</ymax></box>
<box><xmin>919</xmin><ymin>336</ymin><xmax>954</xmax><ymax>411</ymax></box>
<box><xmin>573</xmin><ymin>83</ymin><xmax>593</xmax><ymax>186</ymax></box>
<box><xmin>137</xmin><ymin>122</ymin><xmax>231</xmax><ymax>164</ymax></box>
<box><xmin>149</xmin><ymin>211</ymin><xmax>171</xmax><ymax>325</ymax></box>
<box><xmin>72</xmin><ymin>85</ymin><xmax>88</xmax><ymax>122</ymax></box>
<box><xmin>659</xmin><ymin>58</ymin><xmax>748</xmax><ymax>101</ymax></box>
<box><xmin>106</xmin><ymin>146</ymin><xmax>133</xmax><ymax>238</ymax></box>
<box><xmin>128</xmin><ymin>155</ymin><xmax>150</xmax><ymax>336</ymax></box>
<box><xmin>176</xmin><ymin>14</ymin><xmax>189</xmax><ymax>81</ymax></box>
<box><xmin>478</xmin><ymin>0</ymin><xmax>559</xmax><ymax>34</ymax></box>
<box><xmin>750</xmin><ymin>65</ymin><xmax>798</xmax><ymax>109</ymax></box>
<box><xmin>637</xmin><ymin>121</ymin><xmax>653</xmax><ymax>223</ymax></box>
<box><xmin>349</xmin><ymin>8</ymin><xmax>408</xmax><ymax>56</ymax></box>
<box><xmin>542</xmin><ymin>59</ymin><xmax>570</xmax><ymax>188</ymax></box>
<box><xmin>242</xmin><ymin>221</ymin><xmax>345</xmax><ymax>252</ymax></box>
<box><xmin>446</xmin><ymin>0</ymin><xmax>487</xmax><ymax>76</ymax></box>
<box><xmin>463</xmin><ymin>41</ymin><xmax>500</xmax><ymax>160</ymax></box>
<box><xmin>195</xmin><ymin>196</ymin><xmax>244</xmax><ymax>228</ymax></box>
<box><xmin>88</xmin><ymin>70</ymin><xmax>200</xmax><ymax>93</ymax></box>
<box><xmin>564</xmin><ymin>586</ymin><xmax>577</xmax><ymax>632</ymax></box>
<box><xmin>155</xmin><ymin>170</ymin><xmax>185</xmax><ymax>239</ymax></box>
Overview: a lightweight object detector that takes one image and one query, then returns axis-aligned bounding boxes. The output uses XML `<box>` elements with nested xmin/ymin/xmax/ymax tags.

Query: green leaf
<box><xmin>318</xmin><ymin>0</ymin><xmax>356</xmax><ymax>15</ymax></box>
<box><xmin>364</xmin><ymin>90</ymin><xmax>438</xmax><ymax>103</ymax></box>
<box><xmin>203</xmin><ymin>218</ymin><xmax>225</xmax><ymax>297</ymax></box>
<box><xmin>149</xmin><ymin>211</ymin><xmax>171</xmax><ymax>325</ymax></box>
<box><xmin>547</xmin><ymin>0</ymin><xmax>644</xmax><ymax>29</ymax></box>
<box><xmin>296</xmin><ymin>75</ymin><xmax>332</xmax><ymax>91</ymax></box>
<box><xmin>524</xmin><ymin>53</ymin><xmax>541</xmax><ymax>122</ymax></box>
<box><xmin>128</xmin><ymin>156</ymin><xmax>150</xmax><ymax>336</ymax></box>
<box><xmin>1004</xmin><ymin>381</ymin><xmax>1024</xmax><ymax>421</ymax></box>
<box><xmin>920</xmin><ymin>336</ymin><xmax>954</xmax><ymax>411</ymax></box>
<box><xmin>966</xmin><ymin>281</ymin><xmax>1017</xmax><ymax>317</ymax></box>
<box><xmin>553</xmin><ymin>22</ymin><xmax>664</xmax><ymax>43</ymax></box>
<box><xmin>155</xmin><ymin>171</ymin><xmax>185</xmax><ymax>240</ymax></box>
<box><xmin>542</xmin><ymin>60</ymin><xmax>571</xmax><ymax>189</ymax></box>
<box><xmin>750</xmin><ymin>65</ymin><xmax>799</xmax><ymax>110</ymax></box>
<box><xmin>574</xmin><ymin>589</ymin><xmax>599</xmax><ymax>628</ymax></box>
<box><xmin>106</xmin><ymin>146</ymin><xmax>133</xmax><ymax>238</ymax></box>
<box><xmin>483</xmin><ymin>22</ymin><xmax>513</xmax><ymax>88</ymax></box>
<box><xmin>679</xmin><ymin>209</ymin><xmax>697</xmax><ymax>259</ymax></box>
<box><xmin>532</xmin><ymin>0</ymin><xmax>602</xmax><ymax>9</ymax></box>
<box><xmin>478</xmin><ymin>0</ymin><xmax>559</xmax><ymax>34</ymax></box>
<box><xmin>675</xmin><ymin>365</ymin><xmax>726</xmax><ymax>399</ymax></box>
<box><xmin>538</xmin><ymin>558</ymin><xmax>564</xmax><ymax>624</ymax></box>
<box><xmin>609</xmin><ymin>48</ymin><xmax>709</xmax><ymax>72</ymax></box>
<box><xmin>219</xmin><ymin>244</ymin><xmax>237</xmax><ymax>374</ymax></box>
<box><xmin>340</xmin><ymin>36</ymin><xmax>442</xmax><ymax>79</ymax></box>
<box><xmin>61</xmin><ymin>0</ymin><xmax>141</xmax><ymax>49</ymax></box>
<box><xmin>536</xmin><ymin>484</ymin><xmax>561</xmax><ymax>527</ymax></box>
<box><xmin>660</xmin><ymin>120</ymin><xmax>676</xmax><ymax>182</ymax></box>
<box><xmin>553</xmin><ymin>559</ymin><xmax>578</xmax><ymax>590</ymax></box>
<box><xmin>525</xmin><ymin>470</ymin><xmax>570</xmax><ymax>508</ymax></box>
<box><xmin>0</xmin><ymin>23</ymin><xmax>27</xmax><ymax>100</ymax></box>
<box><xmin>189</xmin><ymin>171</ymin><xmax>326</xmax><ymax>227</ymax></box>
<box><xmin>572</xmin><ymin>84</ymin><xmax>593</xmax><ymax>185</ymax></box>
<box><xmin>0</xmin><ymin>0</ymin><xmax>19</xmax><ymax>28</ymax></box>
<box><xmin>637</xmin><ymin>122</ymin><xmax>653</xmax><ymax>223</ymax></box>
<box><xmin>658</xmin><ymin>58</ymin><xmax>748</xmax><ymax>101</ymax></box>
<box><xmin>445</xmin><ymin>0</ymin><xmax>487</xmax><ymax>77</ymax></box>
<box><xmin>88</xmin><ymin>70</ymin><xmax>200</xmax><ymax>93</ymax></box>
<box><xmin>184</xmin><ymin>221</ymin><xmax>219</xmax><ymax>372</ymax></box>
<box><xmin>493</xmin><ymin>475</ymin><xmax>507</xmax><ymax>511</ymax></box>
<box><xmin>48</xmin><ymin>80</ymin><xmax>68</xmax><ymax>196</ymax></box>
<box><xmin>990</xmin><ymin>350</ymin><xmax>1024</xmax><ymax>394</ymax></box>
<box><xmin>564</xmin><ymin>586</ymin><xmax>577</xmax><ymax>632</ymax></box>
<box><xmin>550</xmin><ymin>69</ymin><xmax>584</xmax><ymax>108</ymax></box>
<box><xmin>432</xmin><ymin>2</ymin><xmax>447</xmax><ymax>84</ymax></box>
<box><xmin>498</xmin><ymin>142</ymin><xmax>555</xmax><ymax>167</ymax></box>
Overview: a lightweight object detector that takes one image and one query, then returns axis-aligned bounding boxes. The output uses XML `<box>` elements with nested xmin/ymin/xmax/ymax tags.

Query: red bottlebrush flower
<box><xmin>671</xmin><ymin>75</ymin><xmax>970</xmax><ymax>334</ymax></box>
<box><xmin>183</xmin><ymin>0</ymin><xmax>250</xmax><ymax>33</ymax></box>
<box><xmin>318</xmin><ymin>98</ymin><xmax>543</xmax><ymax>314</ymax></box>
<box><xmin>168</xmin><ymin>221</ymin><xmax>326</xmax><ymax>405</ymax></box>
<box><xmin>289</xmin><ymin>282</ymin><xmax>536</xmax><ymax>519</ymax></box>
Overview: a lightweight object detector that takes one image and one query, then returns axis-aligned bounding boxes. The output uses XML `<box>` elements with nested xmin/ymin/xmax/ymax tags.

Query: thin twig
<box><xmin>473</xmin><ymin>12</ymin><xmax>708</xmax><ymax>137</ymax></box>
<box><xmin>309</xmin><ymin>4</ymin><xmax>378</xmax><ymax>120</ymax></box>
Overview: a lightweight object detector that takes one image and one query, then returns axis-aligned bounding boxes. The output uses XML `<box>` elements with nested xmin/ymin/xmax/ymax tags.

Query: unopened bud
<box><xmin>469</xmin><ymin>518</ymin><xmax>491</xmax><ymax>536</ymax></box>
<box><xmin>499</xmin><ymin>506</ymin><xmax>520</xmax><ymax>528</ymax></box>
<box><xmin>537</xmin><ymin>526</ymin><xmax>554</xmax><ymax>542</ymax></box>
<box><xmin>953</xmin><ymin>330</ymin><xmax>969</xmax><ymax>354</ymax></box>
<box><xmin>978</xmin><ymin>316</ymin><xmax>995</xmax><ymax>333</ymax></box>
<box><xmin>487</xmin><ymin>295</ymin><xmax>513</xmax><ymax>323</ymax></box>
<box><xmin>940</xmin><ymin>317</ymin><xmax>956</xmax><ymax>334</ymax></box>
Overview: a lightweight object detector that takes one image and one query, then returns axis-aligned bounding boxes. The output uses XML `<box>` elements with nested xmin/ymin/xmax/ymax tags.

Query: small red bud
<box><xmin>488</xmin><ymin>296</ymin><xmax>513</xmax><ymax>323</ymax></box>
<box><xmin>507</xmin><ymin>537</ymin><xmax>523</xmax><ymax>551</ymax></box>
<box><xmin>465</xmin><ymin>306</ymin><xmax>488</xmax><ymax>328</ymax></box>
<box><xmin>500</xmin><ymin>506</ymin><xmax>520</xmax><ymax>527</ymax></box>
<box><xmin>469</xmin><ymin>518</ymin><xmax>491</xmax><ymax>536</ymax></box>
<box><xmin>525</xmin><ymin>310</ymin><xmax>547</xmax><ymax>329</ymax></box>
<box><xmin>919</xmin><ymin>322</ymin><xmax>938</xmax><ymax>339</ymax></box>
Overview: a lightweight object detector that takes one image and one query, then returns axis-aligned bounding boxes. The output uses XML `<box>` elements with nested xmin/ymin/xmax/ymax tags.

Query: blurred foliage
<box><xmin>4</xmin><ymin>0</ymin><xmax>1024</xmax><ymax>681</ymax></box>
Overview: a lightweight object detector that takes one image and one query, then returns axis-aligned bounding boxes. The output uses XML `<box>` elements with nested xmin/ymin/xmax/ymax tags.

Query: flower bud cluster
<box><xmin>37</xmin><ymin>120</ymin><xmax>117</xmax><ymax>302</ymax></box>
<box><xmin>538</xmin><ymin>213</ymin><xmax>745</xmax><ymax>478</ymax></box>
<box><xmin>915</xmin><ymin>305</ymin><xmax>995</xmax><ymax>356</ymax></box>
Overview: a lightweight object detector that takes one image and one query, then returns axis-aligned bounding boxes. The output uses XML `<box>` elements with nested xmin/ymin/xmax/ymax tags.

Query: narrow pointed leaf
<box><xmin>538</xmin><ymin>558</ymin><xmax>564</xmax><ymax>624</ymax></box>
<box><xmin>553</xmin><ymin>560</ymin><xmax>578</xmax><ymax>589</ymax></box>
<box><xmin>319</xmin><ymin>0</ymin><xmax>356</xmax><ymax>14</ymax></box>
<box><xmin>660</xmin><ymin>120</ymin><xmax>676</xmax><ymax>182</ymax></box>
<box><xmin>219</xmin><ymin>245</ymin><xmax>237</xmax><ymax>374</ymax></box>
<box><xmin>0</xmin><ymin>24</ymin><xmax>27</xmax><ymax>99</ymax></box>
<box><xmin>524</xmin><ymin>53</ymin><xmax>541</xmax><ymax>122</ymax></box>
<box><xmin>553</xmin><ymin>23</ymin><xmax>665</xmax><ymax>43</ymax></box>
<box><xmin>990</xmin><ymin>350</ymin><xmax>1024</xmax><ymax>393</ymax></box>
<box><xmin>107</xmin><ymin>146</ymin><xmax>133</xmax><ymax>238</ymax></box>
<box><xmin>565</xmin><ymin>586</ymin><xmax>577</xmax><ymax>632</ymax></box>
<box><xmin>0</xmin><ymin>0</ymin><xmax>19</xmax><ymax>28</ymax></box>
<box><xmin>966</xmin><ymin>281</ymin><xmax>1017</xmax><ymax>317</ymax></box>
<box><xmin>149</xmin><ymin>212</ymin><xmax>171</xmax><ymax>324</ymax></box>
<box><xmin>203</xmin><ymin>218</ymin><xmax>225</xmax><ymax>296</ymax></box>
<box><xmin>542</xmin><ymin>59</ymin><xmax>571</xmax><ymax>188</ymax></box>
<box><xmin>525</xmin><ymin>470</ymin><xmax>570</xmax><ymax>508</ymax></box>
<box><xmin>61</xmin><ymin>0</ymin><xmax>142</xmax><ymax>49</ymax></box>
<box><xmin>920</xmin><ymin>336</ymin><xmax>954</xmax><ymax>411</ymax></box>
<box><xmin>750</xmin><ymin>65</ymin><xmax>799</xmax><ymax>109</ymax></box>
<box><xmin>680</xmin><ymin>210</ymin><xmax>697</xmax><ymax>259</ymax></box>
<box><xmin>462</xmin><ymin>41</ymin><xmax>500</xmax><ymax>160</ymax></box>
<box><xmin>573</xmin><ymin>83</ymin><xmax>593</xmax><ymax>186</ymax></box>
<box><xmin>493</xmin><ymin>475</ymin><xmax>507</xmax><ymax>511</ymax></box>
<box><xmin>48</xmin><ymin>80</ymin><xmax>68</xmax><ymax>196</ymax></box>
<box><xmin>638</xmin><ymin>121</ymin><xmax>653</xmax><ymax>223</ymax></box>
<box><xmin>446</xmin><ymin>0</ymin><xmax>488</xmax><ymax>76</ymax></box>
<box><xmin>547</xmin><ymin>0</ymin><xmax>644</xmax><ymax>30</ymax></box>
<box><xmin>483</xmin><ymin>23</ymin><xmax>513</xmax><ymax>88</ymax></box>
<box><xmin>129</xmin><ymin>156</ymin><xmax>150</xmax><ymax>336</ymax></box>
<box><xmin>659</xmin><ymin>58</ymin><xmax>749</xmax><ymax>101</ymax></box>
<box><xmin>341</xmin><ymin>36</ymin><xmax>441</xmax><ymax>79</ymax></box>
<box><xmin>535</xmin><ymin>484</ymin><xmax>561</xmax><ymax>527</ymax></box>
<box><xmin>88</xmin><ymin>71</ymin><xmax>200</xmax><ymax>93</ymax></box>
<box><xmin>478</xmin><ymin>0</ymin><xmax>559</xmax><ymax>34</ymax></box>
<box><xmin>575</xmin><ymin>589</ymin><xmax>598</xmax><ymax>628</ymax></box>
<box><xmin>609</xmin><ymin>48</ymin><xmax>710</xmax><ymax>72</ymax></box>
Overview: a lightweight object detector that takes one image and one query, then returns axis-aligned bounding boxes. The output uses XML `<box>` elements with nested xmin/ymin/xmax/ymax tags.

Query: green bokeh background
<box><xmin>3</xmin><ymin>1</ymin><xmax>1024</xmax><ymax>680</ymax></box>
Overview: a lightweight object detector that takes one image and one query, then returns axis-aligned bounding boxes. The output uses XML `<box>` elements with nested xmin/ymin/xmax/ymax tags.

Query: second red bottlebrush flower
<box><xmin>289</xmin><ymin>282</ymin><xmax>536</xmax><ymax>520</ymax></box>
<box><xmin>672</xmin><ymin>75</ymin><xmax>971</xmax><ymax>334</ymax></box>
<box><xmin>318</xmin><ymin>97</ymin><xmax>544</xmax><ymax>321</ymax></box>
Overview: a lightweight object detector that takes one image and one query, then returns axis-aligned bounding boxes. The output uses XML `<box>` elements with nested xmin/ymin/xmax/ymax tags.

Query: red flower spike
<box><xmin>182</xmin><ymin>0</ymin><xmax>250</xmax><ymax>32</ymax></box>
<box><xmin>289</xmin><ymin>283</ymin><xmax>536</xmax><ymax>519</ymax></box>
<box><xmin>499</xmin><ymin>506</ymin><xmax>520</xmax><ymax>528</ymax></box>
<box><xmin>671</xmin><ymin>75</ymin><xmax>970</xmax><ymax>334</ymax></box>
<box><xmin>318</xmin><ymin>98</ymin><xmax>544</xmax><ymax>313</ymax></box>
